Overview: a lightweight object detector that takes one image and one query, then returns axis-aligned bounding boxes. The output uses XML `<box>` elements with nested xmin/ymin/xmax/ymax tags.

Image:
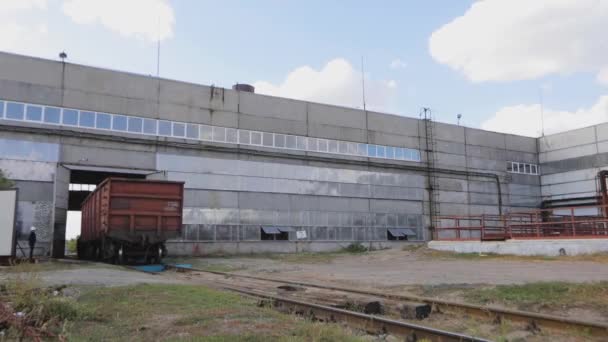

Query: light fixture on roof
<box><xmin>59</xmin><ymin>51</ymin><xmax>67</xmax><ymax>61</ymax></box>
<box><xmin>457</xmin><ymin>113</ymin><xmax>462</xmax><ymax>126</ymax></box>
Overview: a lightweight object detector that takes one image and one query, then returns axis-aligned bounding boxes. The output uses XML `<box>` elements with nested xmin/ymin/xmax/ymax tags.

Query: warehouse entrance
<box><xmin>56</xmin><ymin>165</ymin><xmax>155</xmax><ymax>258</ymax></box>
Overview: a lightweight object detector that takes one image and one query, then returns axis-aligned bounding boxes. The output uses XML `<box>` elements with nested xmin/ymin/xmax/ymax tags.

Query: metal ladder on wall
<box><xmin>421</xmin><ymin>108</ymin><xmax>440</xmax><ymax>239</ymax></box>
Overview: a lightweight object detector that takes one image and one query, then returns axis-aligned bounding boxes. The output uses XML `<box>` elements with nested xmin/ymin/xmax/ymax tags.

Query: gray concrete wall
<box><xmin>539</xmin><ymin>124</ymin><xmax>608</xmax><ymax>201</ymax></box>
<box><xmin>0</xmin><ymin>51</ymin><xmax>549</xmax><ymax>253</ymax></box>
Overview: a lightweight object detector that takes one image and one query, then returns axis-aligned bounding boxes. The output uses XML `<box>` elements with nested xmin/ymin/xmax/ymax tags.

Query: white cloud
<box><xmin>254</xmin><ymin>58</ymin><xmax>397</xmax><ymax>112</ymax></box>
<box><xmin>62</xmin><ymin>0</ymin><xmax>175</xmax><ymax>42</ymax></box>
<box><xmin>481</xmin><ymin>95</ymin><xmax>608</xmax><ymax>137</ymax></box>
<box><xmin>389</xmin><ymin>58</ymin><xmax>407</xmax><ymax>69</ymax></box>
<box><xmin>1</xmin><ymin>0</ymin><xmax>47</xmax><ymax>11</ymax></box>
<box><xmin>598</xmin><ymin>67</ymin><xmax>608</xmax><ymax>86</ymax></box>
<box><xmin>0</xmin><ymin>0</ymin><xmax>49</xmax><ymax>56</ymax></box>
<box><xmin>429</xmin><ymin>0</ymin><xmax>608</xmax><ymax>82</ymax></box>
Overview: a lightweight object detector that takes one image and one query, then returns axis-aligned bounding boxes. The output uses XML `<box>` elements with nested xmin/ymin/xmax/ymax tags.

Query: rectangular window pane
<box><xmin>386</xmin><ymin>146</ymin><xmax>395</xmax><ymax>159</ymax></box>
<box><xmin>328</xmin><ymin>140</ymin><xmax>338</xmax><ymax>153</ymax></box>
<box><xmin>339</xmin><ymin>141</ymin><xmax>348</xmax><ymax>154</ymax></box>
<box><xmin>347</xmin><ymin>142</ymin><xmax>357</xmax><ymax>155</ymax></box>
<box><xmin>286</xmin><ymin>135</ymin><xmax>296</xmax><ymax>149</ymax></box>
<box><xmin>308</xmin><ymin>138</ymin><xmax>318</xmax><ymax>151</ymax></box>
<box><xmin>128</xmin><ymin>117</ymin><xmax>143</xmax><ymax>133</ymax></box>
<box><xmin>6</xmin><ymin>102</ymin><xmax>25</xmax><ymax>120</ymax></box>
<box><xmin>226</xmin><ymin>128</ymin><xmax>238</xmax><ymax>143</ymax></box>
<box><xmin>275</xmin><ymin>134</ymin><xmax>286</xmax><ymax>148</ymax></box>
<box><xmin>143</xmin><ymin>118</ymin><xmax>157</xmax><ymax>134</ymax></box>
<box><xmin>62</xmin><ymin>109</ymin><xmax>78</xmax><ymax>125</ymax></box>
<box><xmin>79</xmin><ymin>111</ymin><xmax>95</xmax><ymax>127</ymax></box>
<box><xmin>158</xmin><ymin>120</ymin><xmax>171</xmax><ymax>136</ymax></box>
<box><xmin>200</xmin><ymin>125</ymin><xmax>213</xmax><ymax>140</ymax></box>
<box><xmin>377</xmin><ymin>145</ymin><xmax>386</xmax><ymax>158</ymax></box>
<box><xmin>507</xmin><ymin>162</ymin><xmax>513</xmax><ymax>172</ymax></box>
<box><xmin>318</xmin><ymin>139</ymin><xmax>328</xmax><ymax>152</ymax></box>
<box><xmin>95</xmin><ymin>113</ymin><xmax>111</xmax><ymax>129</ymax></box>
<box><xmin>0</xmin><ymin>101</ymin><xmax>4</xmax><ymax>117</ymax></box>
<box><xmin>186</xmin><ymin>123</ymin><xmax>199</xmax><ymax>139</ymax></box>
<box><xmin>531</xmin><ymin>165</ymin><xmax>537</xmax><ymax>174</ymax></box>
<box><xmin>297</xmin><ymin>136</ymin><xmax>307</xmax><ymax>150</ymax></box>
<box><xmin>213</xmin><ymin>126</ymin><xmax>226</xmax><ymax>142</ymax></box>
<box><xmin>238</xmin><ymin>130</ymin><xmax>250</xmax><ymax>144</ymax></box>
<box><xmin>263</xmin><ymin>132</ymin><xmax>273</xmax><ymax>147</ymax></box>
<box><xmin>173</xmin><ymin>122</ymin><xmax>185</xmax><ymax>137</ymax></box>
<box><xmin>358</xmin><ymin>143</ymin><xmax>367</xmax><ymax>156</ymax></box>
<box><xmin>44</xmin><ymin>107</ymin><xmax>61</xmax><ymax>124</ymax></box>
<box><xmin>410</xmin><ymin>150</ymin><xmax>421</xmax><ymax>161</ymax></box>
<box><xmin>251</xmin><ymin>131</ymin><xmax>262</xmax><ymax>145</ymax></box>
<box><xmin>112</xmin><ymin>115</ymin><xmax>127</xmax><ymax>131</ymax></box>
<box><xmin>395</xmin><ymin>147</ymin><xmax>404</xmax><ymax>160</ymax></box>
<box><xmin>367</xmin><ymin>144</ymin><xmax>377</xmax><ymax>157</ymax></box>
<box><xmin>25</xmin><ymin>105</ymin><xmax>43</xmax><ymax>121</ymax></box>
<box><xmin>525</xmin><ymin>164</ymin><xmax>531</xmax><ymax>174</ymax></box>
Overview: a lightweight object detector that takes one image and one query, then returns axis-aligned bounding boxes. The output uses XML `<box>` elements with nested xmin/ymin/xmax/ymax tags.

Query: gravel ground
<box><xmin>201</xmin><ymin>248</ymin><xmax>608</xmax><ymax>286</ymax></box>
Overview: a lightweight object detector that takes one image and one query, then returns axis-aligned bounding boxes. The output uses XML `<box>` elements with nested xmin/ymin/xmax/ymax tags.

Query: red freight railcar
<box><xmin>78</xmin><ymin>178</ymin><xmax>184</xmax><ymax>264</ymax></box>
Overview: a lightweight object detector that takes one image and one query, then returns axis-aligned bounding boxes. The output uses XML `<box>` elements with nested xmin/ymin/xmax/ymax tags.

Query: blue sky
<box><xmin>2</xmin><ymin>0</ymin><xmax>608</xmax><ymax>137</ymax></box>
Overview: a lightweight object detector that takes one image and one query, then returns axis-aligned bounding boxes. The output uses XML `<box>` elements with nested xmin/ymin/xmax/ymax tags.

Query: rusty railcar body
<box><xmin>78</xmin><ymin>178</ymin><xmax>184</xmax><ymax>264</ymax></box>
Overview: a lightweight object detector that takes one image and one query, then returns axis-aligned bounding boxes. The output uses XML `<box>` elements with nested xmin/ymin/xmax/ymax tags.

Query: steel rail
<box><xmin>192</xmin><ymin>267</ymin><xmax>608</xmax><ymax>337</ymax></box>
<box><xmin>224</xmin><ymin>285</ymin><xmax>490</xmax><ymax>342</ymax></box>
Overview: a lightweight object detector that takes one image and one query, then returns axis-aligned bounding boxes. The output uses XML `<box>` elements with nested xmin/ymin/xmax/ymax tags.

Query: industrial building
<box><xmin>2</xmin><ymin>51</ymin><xmax>604</xmax><ymax>257</ymax></box>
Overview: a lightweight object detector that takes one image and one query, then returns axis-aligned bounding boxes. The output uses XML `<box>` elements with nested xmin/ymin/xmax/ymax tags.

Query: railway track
<box><xmin>178</xmin><ymin>266</ymin><xmax>608</xmax><ymax>339</ymax></box>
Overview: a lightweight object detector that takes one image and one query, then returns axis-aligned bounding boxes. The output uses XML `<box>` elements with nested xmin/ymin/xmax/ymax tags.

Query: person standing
<box><xmin>28</xmin><ymin>227</ymin><xmax>37</xmax><ymax>261</ymax></box>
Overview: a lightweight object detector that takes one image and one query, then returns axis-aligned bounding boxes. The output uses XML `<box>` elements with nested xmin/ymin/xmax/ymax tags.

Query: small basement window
<box><xmin>387</xmin><ymin>228</ymin><xmax>416</xmax><ymax>241</ymax></box>
<box><xmin>261</xmin><ymin>226</ymin><xmax>290</xmax><ymax>241</ymax></box>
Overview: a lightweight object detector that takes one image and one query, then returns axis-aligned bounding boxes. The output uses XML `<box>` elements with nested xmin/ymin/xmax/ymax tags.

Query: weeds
<box><xmin>342</xmin><ymin>243</ymin><xmax>368</xmax><ymax>253</ymax></box>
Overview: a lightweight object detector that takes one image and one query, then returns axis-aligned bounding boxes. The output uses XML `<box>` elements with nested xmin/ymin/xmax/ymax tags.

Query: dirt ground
<box><xmin>183</xmin><ymin>247</ymin><xmax>608</xmax><ymax>287</ymax></box>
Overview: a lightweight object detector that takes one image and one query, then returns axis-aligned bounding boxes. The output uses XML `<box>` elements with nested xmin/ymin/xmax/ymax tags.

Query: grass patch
<box><xmin>463</xmin><ymin>282</ymin><xmax>608</xmax><ymax>308</ymax></box>
<box><xmin>68</xmin><ymin>284</ymin><xmax>366</xmax><ymax>341</ymax></box>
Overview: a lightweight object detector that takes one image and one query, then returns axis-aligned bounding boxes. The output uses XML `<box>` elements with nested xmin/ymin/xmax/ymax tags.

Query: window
<box><xmin>251</xmin><ymin>131</ymin><xmax>262</xmax><ymax>145</ymax></box>
<box><xmin>238</xmin><ymin>130</ymin><xmax>250</xmax><ymax>144</ymax></box>
<box><xmin>128</xmin><ymin>117</ymin><xmax>143</xmax><ymax>133</ymax></box>
<box><xmin>347</xmin><ymin>142</ymin><xmax>357</xmax><ymax>155</ymax></box>
<box><xmin>358</xmin><ymin>143</ymin><xmax>367</xmax><ymax>156</ymax></box>
<box><xmin>25</xmin><ymin>105</ymin><xmax>43</xmax><ymax>121</ymax></box>
<box><xmin>318</xmin><ymin>139</ymin><xmax>328</xmax><ymax>152</ymax></box>
<box><xmin>263</xmin><ymin>132</ymin><xmax>273</xmax><ymax>147</ymax></box>
<box><xmin>275</xmin><ymin>134</ymin><xmax>286</xmax><ymax>148</ymax></box>
<box><xmin>285</xmin><ymin>135</ymin><xmax>296</xmax><ymax>149</ymax></box>
<box><xmin>200</xmin><ymin>125</ymin><xmax>213</xmax><ymax>140</ymax></box>
<box><xmin>158</xmin><ymin>120</ymin><xmax>172</xmax><ymax>136</ymax></box>
<box><xmin>44</xmin><ymin>107</ymin><xmax>61</xmax><ymax>124</ymax></box>
<box><xmin>186</xmin><ymin>123</ymin><xmax>198</xmax><ymax>139</ymax></box>
<box><xmin>112</xmin><ymin>115</ymin><xmax>127</xmax><ymax>131</ymax></box>
<box><xmin>367</xmin><ymin>144</ymin><xmax>377</xmax><ymax>157</ymax></box>
<box><xmin>96</xmin><ymin>113</ymin><xmax>112</xmax><ymax>129</ymax></box>
<box><xmin>386</xmin><ymin>146</ymin><xmax>395</xmax><ymax>159</ymax></box>
<box><xmin>297</xmin><ymin>136</ymin><xmax>307</xmax><ymax>150</ymax></box>
<box><xmin>507</xmin><ymin>161</ymin><xmax>539</xmax><ymax>175</ymax></box>
<box><xmin>376</xmin><ymin>145</ymin><xmax>386</xmax><ymax>158</ymax></box>
<box><xmin>143</xmin><ymin>119</ymin><xmax>157</xmax><ymax>134</ymax></box>
<box><xmin>339</xmin><ymin>141</ymin><xmax>348</xmax><ymax>154</ymax></box>
<box><xmin>0</xmin><ymin>101</ymin><xmax>4</xmax><ymax>117</ymax></box>
<box><xmin>62</xmin><ymin>109</ymin><xmax>78</xmax><ymax>125</ymax></box>
<box><xmin>78</xmin><ymin>111</ymin><xmax>95</xmax><ymax>128</ymax></box>
<box><xmin>172</xmin><ymin>122</ymin><xmax>185</xmax><ymax>137</ymax></box>
<box><xmin>307</xmin><ymin>138</ymin><xmax>318</xmax><ymax>152</ymax></box>
<box><xmin>213</xmin><ymin>126</ymin><xmax>226</xmax><ymax>142</ymax></box>
<box><xmin>6</xmin><ymin>102</ymin><xmax>24</xmax><ymax>120</ymax></box>
<box><xmin>226</xmin><ymin>128</ymin><xmax>238</xmax><ymax>143</ymax></box>
<box><xmin>395</xmin><ymin>147</ymin><xmax>404</xmax><ymax>160</ymax></box>
<box><xmin>328</xmin><ymin>140</ymin><xmax>338</xmax><ymax>153</ymax></box>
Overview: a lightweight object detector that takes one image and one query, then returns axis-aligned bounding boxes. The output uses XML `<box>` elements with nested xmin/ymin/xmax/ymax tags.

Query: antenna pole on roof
<box><xmin>539</xmin><ymin>86</ymin><xmax>545</xmax><ymax>137</ymax></box>
<box><xmin>361</xmin><ymin>56</ymin><xmax>367</xmax><ymax>111</ymax></box>
<box><xmin>156</xmin><ymin>15</ymin><xmax>161</xmax><ymax>78</ymax></box>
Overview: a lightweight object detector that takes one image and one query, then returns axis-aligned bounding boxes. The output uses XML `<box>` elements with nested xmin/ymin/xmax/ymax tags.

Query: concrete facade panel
<box><xmin>433</xmin><ymin>123</ymin><xmax>465</xmax><ymax>143</ymax></box>
<box><xmin>367</xmin><ymin>112</ymin><xmax>420</xmax><ymax>137</ymax></box>
<box><xmin>539</xmin><ymin>126</ymin><xmax>596</xmax><ymax>152</ymax></box>
<box><xmin>0</xmin><ymin>53</ymin><xmax>62</xmax><ymax>88</ymax></box>
<box><xmin>505</xmin><ymin>135</ymin><xmax>537</xmax><ymax>153</ymax></box>
<box><xmin>0</xmin><ymin>160</ymin><xmax>55</xmax><ymax>182</ymax></box>
<box><xmin>307</xmin><ymin>103</ymin><xmax>366</xmax><ymax>129</ymax></box>
<box><xmin>540</xmin><ymin>144</ymin><xmax>597</xmax><ymax>163</ymax></box>
<box><xmin>239</xmin><ymin>92</ymin><xmax>307</xmax><ymax>121</ymax></box>
<box><xmin>61</xmin><ymin>144</ymin><xmax>156</xmax><ymax>169</ymax></box>
<box><xmin>465</xmin><ymin>128</ymin><xmax>506</xmax><ymax>149</ymax></box>
<box><xmin>184</xmin><ymin>190</ymin><xmax>239</xmax><ymax>208</ymax></box>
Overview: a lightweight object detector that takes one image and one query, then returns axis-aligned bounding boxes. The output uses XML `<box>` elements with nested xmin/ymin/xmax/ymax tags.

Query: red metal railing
<box><xmin>435</xmin><ymin>204</ymin><xmax>608</xmax><ymax>241</ymax></box>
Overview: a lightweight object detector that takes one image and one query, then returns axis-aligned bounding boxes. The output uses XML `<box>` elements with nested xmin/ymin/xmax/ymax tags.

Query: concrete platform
<box><xmin>428</xmin><ymin>239</ymin><xmax>608</xmax><ymax>256</ymax></box>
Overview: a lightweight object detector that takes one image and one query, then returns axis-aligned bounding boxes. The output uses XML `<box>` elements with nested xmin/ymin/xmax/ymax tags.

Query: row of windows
<box><xmin>68</xmin><ymin>184</ymin><xmax>96</xmax><ymax>191</ymax></box>
<box><xmin>507</xmin><ymin>161</ymin><xmax>539</xmax><ymax>175</ymax></box>
<box><xmin>0</xmin><ymin>100</ymin><xmax>422</xmax><ymax>162</ymax></box>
